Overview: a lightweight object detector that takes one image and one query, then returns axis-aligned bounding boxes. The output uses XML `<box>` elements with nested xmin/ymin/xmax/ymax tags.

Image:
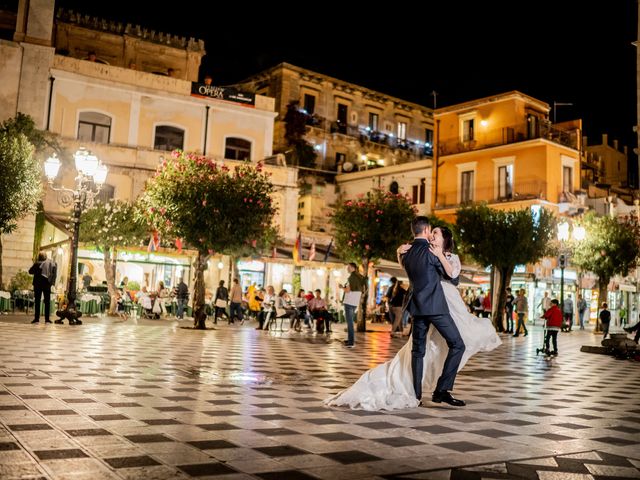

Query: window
<box><xmin>389</xmin><ymin>181</ymin><xmax>399</xmax><ymax>195</ymax></box>
<box><xmin>303</xmin><ymin>94</ymin><xmax>316</xmax><ymax>115</ymax></box>
<box><xmin>96</xmin><ymin>184</ymin><xmax>115</xmax><ymax>204</ymax></box>
<box><xmin>461</xmin><ymin>171</ymin><xmax>474</xmax><ymax>203</ymax></box>
<box><xmin>397</xmin><ymin>122</ymin><xmax>407</xmax><ymax>140</ymax></box>
<box><xmin>335</xmin><ymin>152</ymin><xmax>346</xmax><ymax>165</ymax></box>
<box><xmin>411</xmin><ymin>178</ymin><xmax>426</xmax><ymax>204</ymax></box>
<box><xmin>154</xmin><ymin>125</ymin><xmax>184</xmax><ymax>151</ymax></box>
<box><xmin>77</xmin><ymin>112</ymin><xmax>111</xmax><ymax>144</ymax></box>
<box><xmin>498</xmin><ymin>164</ymin><xmax>513</xmax><ymax>199</ymax></box>
<box><xmin>225</xmin><ymin>137</ymin><xmax>252</xmax><ymax>161</ymax></box>
<box><xmin>369</xmin><ymin>113</ymin><xmax>379</xmax><ymax>131</ymax></box>
<box><xmin>462</xmin><ymin>119</ymin><xmax>474</xmax><ymax>142</ymax></box>
<box><xmin>425</xmin><ymin>128</ymin><xmax>433</xmax><ymax>146</ymax></box>
<box><xmin>563</xmin><ymin>166</ymin><xmax>573</xmax><ymax>193</ymax></box>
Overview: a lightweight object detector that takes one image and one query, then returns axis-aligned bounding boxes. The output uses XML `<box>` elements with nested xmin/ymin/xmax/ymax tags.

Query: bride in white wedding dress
<box><xmin>326</xmin><ymin>226</ymin><xmax>501</xmax><ymax>411</ymax></box>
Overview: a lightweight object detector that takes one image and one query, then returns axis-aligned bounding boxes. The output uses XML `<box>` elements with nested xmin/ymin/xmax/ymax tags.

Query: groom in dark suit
<box><xmin>400</xmin><ymin>216</ymin><xmax>466</xmax><ymax>407</ymax></box>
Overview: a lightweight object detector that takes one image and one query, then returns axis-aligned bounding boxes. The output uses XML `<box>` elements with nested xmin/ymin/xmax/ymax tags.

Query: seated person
<box><xmin>275</xmin><ymin>289</ymin><xmax>297</xmax><ymax>321</ymax></box>
<box><xmin>308</xmin><ymin>289</ymin><xmax>332</xmax><ymax>333</ymax></box>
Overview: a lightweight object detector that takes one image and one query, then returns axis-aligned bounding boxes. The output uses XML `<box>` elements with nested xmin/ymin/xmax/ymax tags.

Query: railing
<box><xmin>304</xmin><ymin>113</ymin><xmax>432</xmax><ymax>159</ymax></box>
<box><xmin>435</xmin><ymin>179</ymin><xmax>548</xmax><ymax>209</ymax></box>
<box><xmin>438</xmin><ymin>120</ymin><xmax>579</xmax><ymax>156</ymax></box>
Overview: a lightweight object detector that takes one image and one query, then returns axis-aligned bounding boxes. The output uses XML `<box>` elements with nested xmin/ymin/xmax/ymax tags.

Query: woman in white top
<box><xmin>326</xmin><ymin>226</ymin><xmax>501</xmax><ymax>411</ymax></box>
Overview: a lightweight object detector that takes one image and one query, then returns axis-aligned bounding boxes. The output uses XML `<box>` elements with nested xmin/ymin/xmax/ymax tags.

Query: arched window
<box><xmin>389</xmin><ymin>181</ymin><xmax>399</xmax><ymax>195</ymax></box>
<box><xmin>225</xmin><ymin>137</ymin><xmax>251</xmax><ymax>161</ymax></box>
<box><xmin>78</xmin><ymin>112</ymin><xmax>111</xmax><ymax>144</ymax></box>
<box><xmin>154</xmin><ymin>125</ymin><xmax>185</xmax><ymax>151</ymax></box>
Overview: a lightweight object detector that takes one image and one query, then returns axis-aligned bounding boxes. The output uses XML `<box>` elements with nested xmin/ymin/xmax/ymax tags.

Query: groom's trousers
<box><xmin>411</xmin><ymin>314</ymin><xmax>465</xmax><ymax>400</ymax></box>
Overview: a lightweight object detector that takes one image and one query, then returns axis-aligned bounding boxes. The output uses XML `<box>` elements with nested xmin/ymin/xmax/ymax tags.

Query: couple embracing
<box><xmin>327</xmin><ymin>216</ymin><xmax>501</xmax><ymax>411</ymax></box>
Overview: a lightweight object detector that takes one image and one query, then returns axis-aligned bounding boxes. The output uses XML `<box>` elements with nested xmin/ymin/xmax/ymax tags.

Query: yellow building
<box><xmin>433</xmin><ymin>91</ymin><xmax>582</xmax><ymax>223</ymax></box>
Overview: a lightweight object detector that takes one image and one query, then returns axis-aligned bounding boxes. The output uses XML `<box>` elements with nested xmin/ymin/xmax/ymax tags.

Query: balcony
<box><xmin>438</xmin><ymin>120</ymin><xmax>579</xmax><ymax>156</ymax></box>
<box><xmin>435</xmin><ymin>179</ymin><xmax>547</xmax><ymax>210</ymax></box>
<box><xmin>303</xmin><ymin>113</ymin><xmax>432</xmax><ymax>159</ymax></box>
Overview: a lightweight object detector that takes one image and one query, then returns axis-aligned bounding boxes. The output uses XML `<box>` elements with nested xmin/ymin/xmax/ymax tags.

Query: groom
<box><xmin>400</xmin><ymin>216</ymin><xmax>466</xmax><ymax>407</ymax></box>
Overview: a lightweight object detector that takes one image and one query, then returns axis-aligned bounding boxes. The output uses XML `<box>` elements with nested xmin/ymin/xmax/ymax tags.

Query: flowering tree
<box><xmin>571</xmin><ymin>213</ymin><xmax>640</xmax><ymax>329</ymax></box>
<box><xmin>140</xmin><ymin>151</ymin><xmax>276</xmax><ymax>329</ymax></box>
<box><xmin>79</xmin><ymin>200</ymin><xmax>148</xmax><ymax>314</ymax></box>
<box><xmin>332</xmin><ymin>189</ymin><xmax>416</xmax><ymax>331</ymax></box>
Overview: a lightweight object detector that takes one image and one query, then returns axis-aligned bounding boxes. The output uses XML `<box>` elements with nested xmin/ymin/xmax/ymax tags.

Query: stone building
<box><xmin>0</xmin><ymin>0</ymin><xmax>299</xmax><ymax>295</ymax></box>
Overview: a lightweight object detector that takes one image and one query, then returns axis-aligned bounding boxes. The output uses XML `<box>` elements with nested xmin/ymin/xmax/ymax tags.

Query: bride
<box><xmin>326</xmin><ymin>226</ymin><xmax>501</xmax><ymax>411</ymax></box>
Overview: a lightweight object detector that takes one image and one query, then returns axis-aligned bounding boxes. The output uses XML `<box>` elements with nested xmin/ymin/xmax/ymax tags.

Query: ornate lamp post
<box><xmin>43</xmin><ymin>148</ymin><xmax>108</xmax><ymax>325</ymax></box>
<box><xmin>557</xmin><ymin>220</ymin><xmax>586</xmax><ymax>326</ymax></box>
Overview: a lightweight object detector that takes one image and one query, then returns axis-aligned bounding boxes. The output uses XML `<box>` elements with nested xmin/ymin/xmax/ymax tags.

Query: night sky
<box><xmin>55</xmin><ymin>0</ymin><xmax>639</xmax><ymax>183</ymax></box>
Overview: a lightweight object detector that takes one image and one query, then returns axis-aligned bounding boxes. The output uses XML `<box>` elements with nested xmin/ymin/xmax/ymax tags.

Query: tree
<box><xmin>455</xmin><ymin>203</ymin><xmax>555</xmax><ymax>330</ymax></box>
<box><xmin>571</xmin><ymin>213</ymin><xmax>640</xmax><ymax>328</ymax></box>
<box><xmin>0</xmin><ymin>114</ymin><xmax>47</xmax><ymax>288</ymax></box>
<box><xmin>79</xmin><ymin>200</ymin><xmax>148</xmax><ymax>314</ymax></box>
<box><xmin>332</xmin><ymin>189</ymin><xmax>416</xmax><ymax>331</ymax></box>
<box><xmin>140</xmin><ymin>151</ymin><xmax>276</xmax><ymax>329</ymax></box>
<box><xmin>283</xmin><ymin>101</ymin><xmax>317</xmax><ymax>168</ymax></box>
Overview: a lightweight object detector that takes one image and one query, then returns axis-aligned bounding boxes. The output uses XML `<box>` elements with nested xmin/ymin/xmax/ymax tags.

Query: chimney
<box><xmin>614</xmin><ymin>139</ymin><xmax>619</xmax><ymax>150</ymax></box>
<box><xmin>602</xmin><ymin>133</ymin><xmax>608</xmax><ymax>146</ymax></box>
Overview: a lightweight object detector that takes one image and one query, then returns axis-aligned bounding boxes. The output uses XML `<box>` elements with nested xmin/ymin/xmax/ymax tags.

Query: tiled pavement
<box><xmin>0</xmin><ymin>316</ymin><xmax>638</xmax><ymax>479</ymax></box>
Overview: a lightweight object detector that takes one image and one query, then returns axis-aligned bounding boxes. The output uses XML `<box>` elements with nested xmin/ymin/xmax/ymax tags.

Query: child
<box><xmin>599</xmin><ymin>303</ymin><xmax>611</xmax><ymax>339</ymax></box>
<box><xmin>542</xmin><ymin>299</ymin><xmax>563</xmax><ymax>356</ymax></box>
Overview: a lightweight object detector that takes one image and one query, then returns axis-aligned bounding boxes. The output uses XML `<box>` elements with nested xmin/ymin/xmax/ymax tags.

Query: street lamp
<box><xmin>44</xmin><ymin>148</ymin><xmax>108</xmax><ymax>325</ymax></box>
<box><xmin>556</xmin><ymin>220</ymin><xmax>586</xmax><ymax>324</ymax></box>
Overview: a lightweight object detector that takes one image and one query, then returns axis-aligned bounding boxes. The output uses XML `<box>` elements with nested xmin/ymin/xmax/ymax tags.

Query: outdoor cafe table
<box><xmin>79</xmin><ymin>294</ymin><xmax>101</xmax><ymax>315</ymax></box>
<box><xmin>0</xmin><ymin>291</ymin><xmax>12</xmax><ymax>313</ymax></box>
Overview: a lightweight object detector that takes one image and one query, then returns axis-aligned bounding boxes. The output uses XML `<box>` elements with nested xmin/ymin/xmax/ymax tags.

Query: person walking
<box><xmin>28</xmin><ymin>253</ymin><xmax>57</xmax><ymax>324</ymax></box>
<box><xmin>514</xmin><ymin>289</ymin><xmax>528</xmax><ymax>337</ymax></box>
<box><xmin>577</xmin><ymin>294</ymin><xmax>588</xmax><ymax>330</ymax></box>
<box><xmin>542</xmin><ymin>299</ymin><xmax>563</xmax><ymax>355</ymax></box>
<box><xmin>504</xmin><ymin>287</ymin><xmax>515</xmax><ymax>333</ymax></box>
<box><xmin>599</xmin><ymin>303</ymin><xmax>611</xmax><ymax>340</ymax></box>
<box><xmin>214</xmin><ymin>280</ymin><xmax>228</xmax><ymax>324</ymax></box>
<box><xmin>562</xmin><ymin>294</ymin><xmax>574</xmax><ymax>332</ymax></box>
<box><xmin>229</xmin><ymin>278</ymin><xmax>243</xmax><ymax>325</ymax></box>
<box><xmin>175</xmin><ymin>278</ymin><xmax>189</xmax><ymax>320</ymax></box>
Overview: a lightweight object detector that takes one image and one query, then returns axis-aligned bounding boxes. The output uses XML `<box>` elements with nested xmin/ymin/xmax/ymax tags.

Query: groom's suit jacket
<box><xmin>401</xmin><ymin>238</ymin><xmax>450</xmax><ymax>316</ymax></box>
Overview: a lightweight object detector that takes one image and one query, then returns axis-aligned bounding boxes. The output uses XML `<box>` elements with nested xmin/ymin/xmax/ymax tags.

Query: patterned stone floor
<box><xmin>0</xmin><ymin>315</ymin><xmax>638</xmax><ymax>480</ymax></box>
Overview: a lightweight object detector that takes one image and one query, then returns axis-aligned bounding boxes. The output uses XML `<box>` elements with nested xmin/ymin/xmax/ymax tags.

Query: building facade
<box><xmin>0</xmin><ymin>0</ymin><xmax>299</xmax><ymax>296</ymax></box>
<box><xmin>234</xmin><ymin>63</ymin><xmax>434</xmax><ymax>235</ymax></box>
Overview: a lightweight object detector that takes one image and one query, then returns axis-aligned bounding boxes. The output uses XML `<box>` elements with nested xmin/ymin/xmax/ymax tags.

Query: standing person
<box><xmin>214</xmin><ymin>280</ymin><xmax>228</xmax><ymax>324</ymax></box>
<box><xmin>228</xmin><ymin>278</ymin><xmax>243</xmax><ymax>325</ymax></box>
<box><xmin>542</xmin><ymin>299</ymin><xmax>563</xmax><ymax>355</ymax></box>
<box><xmin>482</xmin><ymin>290</ymin><xmax>492</xmax><ymax>319</ymax></box>
<box><xmin>389</xmin><ymin>280</ymin><xmax>406</xmax><ymax>336</ymax></box>
<box><xmin>342</xmin><ymin>262</ymin><xmax>366</xmax><ymax>348</ymax></box>
<box><xmin>562</xmin><ymin>294</ymin><xmax>574</xmax><ymax>332</ymax></box>
<box><xmin>538</xmin><ymin>291</ymin><xmax>551</xmax><ymax>315</ymax></box>
<box><xmin>505</xmin><ymin>287</ymin><xmax>515</xmax><ymax>333</ymax></box>
<box><xmin>599</xmin><ymin>303</ymin><xmax>611</xmax><ymax>339</ymax></box>
<box><xmin>156</xmin><ymin>281</ymin><xmax>169</xmax><ymax>316</ymax></box>
<box><xmin>385</xmin><ymin>277</ymin><xmax>398</xmax><ymax>328</ymax></box>
<box><xmin>327</xmin><ymin>224</ymin><xmax>500</xmax><ymax>411</ymax></box>
<box><xmin>514</xmin><ymin>289</ymin><xmax>529</xmax><ymax>337</ymax></box>
<box><xmin>175</xmin><ymin>278</ymin><xmax>189</xmax><ymax>320</ymax></box>
<box><xmin>577</xmin><ymin>294</ymin><xmax>588</xmax><ymax>330</ymax></box>
<box><xmin>28</xmin><ymin>253</ymin><xmax>57</xmax><ymax>324</ymax></box>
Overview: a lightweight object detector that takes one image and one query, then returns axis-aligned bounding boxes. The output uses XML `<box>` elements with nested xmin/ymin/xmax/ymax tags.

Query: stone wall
<box><xmin>1</xmin><ymin>215</ymin><xmax>36</xmax><ymax>289</ymax></box>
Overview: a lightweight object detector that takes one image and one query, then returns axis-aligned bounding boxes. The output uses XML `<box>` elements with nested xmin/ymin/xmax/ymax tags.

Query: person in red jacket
<box><xmin>542</xmin><ymin>299</ymin><xmax>563</xmax><ymax>356</ymax></box>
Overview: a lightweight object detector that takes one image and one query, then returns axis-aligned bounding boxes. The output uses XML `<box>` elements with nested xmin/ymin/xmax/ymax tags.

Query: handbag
<box><xmin>215</xmin><ymin>299</ymin><xmax>228</xmax><ymax>308</ymax></box>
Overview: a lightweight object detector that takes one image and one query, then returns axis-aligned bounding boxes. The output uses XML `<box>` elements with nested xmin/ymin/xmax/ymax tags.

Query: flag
<box><xmin>175</xmin><ymin>238</ymin><xmax>183</xmax><ymax>254</ymax></box>
<box><xmin>324</xmin><ymin>238</ymin><xmax>333</xmax><ymax>263</ymax></box>
<box><xmin>293</xmin><ymin>232</ymin><xmax>302</xmax><ymax>265</ymax></box>
<box><xmin>147</xmin><ymin>231</ymin><xmax>160</xmax><ymax>252</ymax></box>
<box><xmin>308</xmin><ymin>241</ymin><xmax>316</xmax><ymax>262</ymax></box>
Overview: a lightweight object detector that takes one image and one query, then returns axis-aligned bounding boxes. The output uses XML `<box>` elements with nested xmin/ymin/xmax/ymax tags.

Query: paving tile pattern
<box><xmin>0</xmin><ymin>319</ymin><xmax>638</xmax><ymax>479</ymax></box>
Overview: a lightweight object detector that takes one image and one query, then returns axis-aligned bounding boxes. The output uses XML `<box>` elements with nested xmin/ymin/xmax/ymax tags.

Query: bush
<box><xmin>9</xmin><ymin>270</ymin><xmax>32</xmax><ymax>292</ymax></box>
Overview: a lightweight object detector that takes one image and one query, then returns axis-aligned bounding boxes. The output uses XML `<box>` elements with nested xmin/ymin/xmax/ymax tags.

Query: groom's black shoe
<box><xmin>432</xmin><ymin>391</ymin><xmax>465</xmax><ymax>407</ymax></box>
